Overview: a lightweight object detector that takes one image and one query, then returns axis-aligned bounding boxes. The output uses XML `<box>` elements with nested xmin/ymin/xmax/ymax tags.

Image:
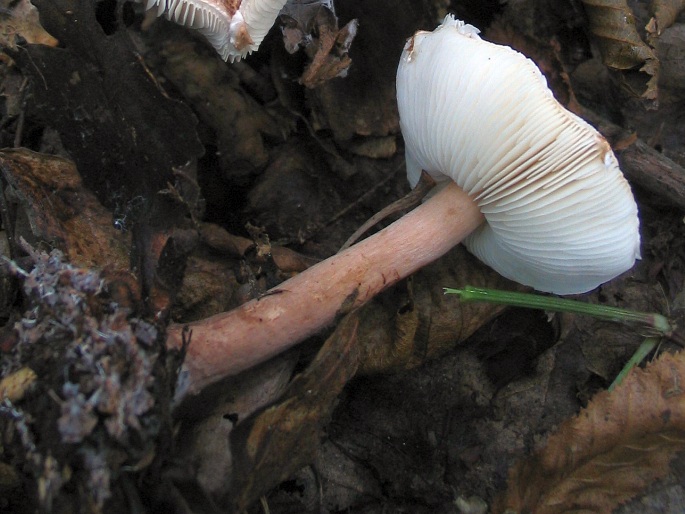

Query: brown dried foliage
<box><xmin>580</xmin><ymin>0</ymin><xmax>656</xmax><ymax>69</ymax></box>
<box><xmin>649</xmin><ymin>0</ymin><xmax>685</xmax><ymax>35</ymax></box>
<box><xmin>0</xmin><ymin>0</ymin><xmax>58</xmax><ymax>49</ymax></box>
<box><xmin>580</xmin><ymin>0</ymin><xmax>659</xmax><ymax>99</ymax></box>
<box><xmin>494</xmin><ymin>350</ymin><xmax>685</xmax><ymax>513</ymax></box>
<box><xmin>0</xmin><ymin>149</ymin><xmax>131</xmax><ymax>270</ymax></box>
<box><xmin>228</xmin><ymin>313</ymin><xmax>360</xmax><ymax>511</ymax></box>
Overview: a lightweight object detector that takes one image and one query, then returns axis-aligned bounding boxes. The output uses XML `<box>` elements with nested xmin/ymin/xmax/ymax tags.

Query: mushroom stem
<box><xmin>168</xmin><ymin>182</ymin><xmax>484</xmax><ymax>400</ymax></box>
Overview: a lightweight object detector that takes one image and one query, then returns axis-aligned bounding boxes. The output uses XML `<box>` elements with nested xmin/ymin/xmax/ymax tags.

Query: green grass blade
<box><xmin>608</xmin><ymin>337</ymin><xmax>659</xmax><ymax>391</ymax></box>
<box><xmin>444</xmin><ymin>286</ymin><xmax>673</xmax><ymax>336</ymax></box>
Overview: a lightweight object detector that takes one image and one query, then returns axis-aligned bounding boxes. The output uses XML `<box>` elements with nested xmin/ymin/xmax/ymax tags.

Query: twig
<box><xmin>583</xmin><ymin>107</ymin><xmax>685</xmax><ymax>210</ymax></box>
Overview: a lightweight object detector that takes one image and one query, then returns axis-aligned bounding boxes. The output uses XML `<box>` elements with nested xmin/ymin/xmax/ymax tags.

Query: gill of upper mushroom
<box><xmin>141</xmin><ymin>0</ymin><xmax>288</xmax><ymax>61</ymax></box>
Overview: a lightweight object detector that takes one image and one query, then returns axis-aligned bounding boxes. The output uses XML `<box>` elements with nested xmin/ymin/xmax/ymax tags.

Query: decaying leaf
<box><xmin>581</xmin><ymin>0</ymin><xmax>656</xmax><ymax>69</ymax></box>
<box><xmin>280</xmin><ymin>0</ymin><xmax>336</xmax><ymax>53</ymax></box>
<box><xmin>356</xmin><ymin>244</ymin><xmax>521</xmax><ymax>375</ymax></box>
<box><xmin>647</xmin><ymin>0</ymin><xmax>685</xmax><ymax>37</ymax></box>
<box><xmin>303</xmin><ymin>18</ymin><xmax>357</xmax><ymax>88</ymax></box>
<box><xmin>305</xmin><ymin>0</ymin><xmax>419</xmax><ymax>141</ymax></box>
<box><xmin>0</xmin><ymin>149</ymin><xmax>197</xmax><ymax>321</ymax></box>
<box><xmin>580</xmin><ymin>0</ymin><xmax>659</xmax><ymax>100</ymax></box>
<box><xmin>0</xmin><ymin>149</ymin><xmax>131</xmax><ymax>270</ymax></box>
<box><xmin>228</xmin><ymin>313</ymin><xmax>360</xmax><ymax>511</ymax></box>
<box><xmin>177</xmin><ymin>354</ymin><xmax>298</xmax><ymax>499</ymax></box>
<box><xmin>297</xmin><ymin>6</ymin><xmax>358</xmax><ymax>88</ymax></box>
<box><xmin>279</xmin><ymin>0</ymin><xmax>358</xmax><ymax>87</ymax></box>
<box><xmin>494</xmin><ymin>350</ymin><xmax>685</xmax><ymax>514</ymax></box>
<box><xmin>0</xmin><ymin>366</ymin><xmax>36</xmax><ymax>402</ymax></box>
<box><xmin>0</xmin><ymin>0</ymin><xmax>58</xmax><ymax>49</ymax></box>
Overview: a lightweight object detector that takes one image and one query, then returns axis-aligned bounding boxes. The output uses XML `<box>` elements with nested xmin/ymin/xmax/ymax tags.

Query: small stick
<box><xmin>339</xmin><ymin>172</ymin><xmax>436</xmax><ymax>251</ymax></box>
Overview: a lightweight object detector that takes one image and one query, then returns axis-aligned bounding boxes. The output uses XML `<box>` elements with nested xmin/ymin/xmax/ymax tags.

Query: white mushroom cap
<box><xmin>396</xmin><ymin>16</ymin><xmax>641</xmax><ymax>295</ymax></box>
<box><xmin>142</xmin><ymin>0</ymin><xmax>287</xmax><ymax>62</ymax></box>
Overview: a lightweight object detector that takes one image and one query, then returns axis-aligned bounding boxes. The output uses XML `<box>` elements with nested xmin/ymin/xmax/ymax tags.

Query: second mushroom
<box><xmin>168</xmin><ymin>16</ymin><xmax>641</xmax><ymax>401</ymax></box>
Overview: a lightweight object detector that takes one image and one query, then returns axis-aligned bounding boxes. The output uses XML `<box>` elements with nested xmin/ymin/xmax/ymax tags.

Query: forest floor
<box><xmin>2</xmin><ymin>1</ymin><xmax>685</xmax><ymax>513</ymax></box>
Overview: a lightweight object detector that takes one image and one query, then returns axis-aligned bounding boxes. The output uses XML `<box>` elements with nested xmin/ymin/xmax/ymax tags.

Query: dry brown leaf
<box><xmin>0</xmin><ymin>0</ymin><xmax>58</xmax><ymax>49</ymax></box>
<box><xmin>228</xmin><ymin>313</ymin><xmax>360</xmax><ymax>511</ymax></box>
<box><xmin>0</xmin><ymin>149</ymin><xmax>131</xmax><ymax>270</ymax></box>
<box><xmin>299</xmin><ymin>7</ymin><xmax>357</xmax><ymax>88</ymax></box>
<box><xmin>494</xmin><ymin>350</ymin><xmax>685</xmax><ymax>514</ymax></box>
<box><xmin>278</xmin><ymin>0</ymin><xmax>357</xmax><ymax>87</ymax></box>
<box><xmin>581</xmin><ymin>0</ymin><xmax>656</xmax><ymax>69</ymax></box>
<box><xmin>648</xmin><ymin>0</ymin><xmax>685</xmax><ymax>36</ymax></box>
<box><xmin>303</xmin><ymin>0</ymin><xmax>407</xmax><ymax>141</ymax></box>
<box><xmin>0</xmin><ymin>366</ymin><xmax>36</xmax><ymax>402</ymax></box>
<box><xmin>356</xmin><ymin>244</ymin><xmax>522</xmax><ymax>375</ymax></box>
<box><xmin>581</xmin><ymin>0</ymin><xmax>659</xmax><ymax>100</ymax></box>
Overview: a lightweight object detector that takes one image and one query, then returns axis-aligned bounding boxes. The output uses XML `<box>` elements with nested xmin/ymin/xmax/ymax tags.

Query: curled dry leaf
<box><xmin>297</xmin><ymin>6</ymin><xmax>358</xmax><ymax>88</ymax></box>
<box><xmin>0</xmin><ymin>366</ymin><xmax>36</xmax><ymax>403</ymax></box>
<box><xmin>646</xmin><ymin>0</ymin><xmax>685</xmax><ymax>37</ymax></box>
<box><xmin>280</xmin><ymin>0</ymin><xmax>336</xmax><ymax>53</ymax></box>
<box><xmin>494</xmin><ymin>350</ymin><xmax>685</xmax><ymax>514</ymax></box>
<box><xmin>580</xmin><ymin>0</ymin><xmax>659</xmax><ymax>100</ymax></box>
<box><xmin>580</xmin><ymin>0</ymin><xmax>656</xmax><ymax>69</ymax></box>
<box><xmin>0</xmin><ymin>149</ymin><xmax>131</xmax><ymax>270</ymax></box>
<box><xmin>304</xmin><ymin>0</ymin><xmax>407</xmax><ymax>141</ymax></box>
<box><xmin>228</xmin><ymin>313</ymin><xmax>360</xmax><ymax>511</ymax></box>
<box><xmin>0</xmin><ymin>0</ymin><xmax>58</xmax><ymax>49</ymax></box>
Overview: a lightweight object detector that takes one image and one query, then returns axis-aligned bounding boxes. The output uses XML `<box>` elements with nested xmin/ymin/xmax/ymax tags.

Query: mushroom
<box><xmin>397</xmin><ymin>15</ymin><xmax>640</xmax><ymax>295</ymax></box>
<box><xmin>141</xmin><ymin>0</ymin><xmax>288</xmax><ymax>61</ymax></box>
<box><xmin>167</xmin><ymin>16</ymin><xmax>640</xmax><ymax>401</ymax></box>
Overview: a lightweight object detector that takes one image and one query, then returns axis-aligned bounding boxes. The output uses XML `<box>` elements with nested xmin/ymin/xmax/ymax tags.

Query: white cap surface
<box><xmin>397</xmin><ymin>16</ymin><xmax>641</xmax><ymax>294</ymax></box>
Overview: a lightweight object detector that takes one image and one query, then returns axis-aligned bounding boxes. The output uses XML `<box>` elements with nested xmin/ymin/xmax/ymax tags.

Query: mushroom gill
<box><xmin>397</xmin><ymin>16</ymin><xmax>640</xmax><ymax>294</ymax></box>
<box><xmin>141</xmin><ymin>0</ymin><xmax>287</xmax><ymax>61</ymax></box>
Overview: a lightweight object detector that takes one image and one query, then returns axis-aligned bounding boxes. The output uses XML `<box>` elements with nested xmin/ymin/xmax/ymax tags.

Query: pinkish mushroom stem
<box><xmin>168</xmin><ymin>182</ymin><xmax>483</xmax><ymax>401</ymax></box>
